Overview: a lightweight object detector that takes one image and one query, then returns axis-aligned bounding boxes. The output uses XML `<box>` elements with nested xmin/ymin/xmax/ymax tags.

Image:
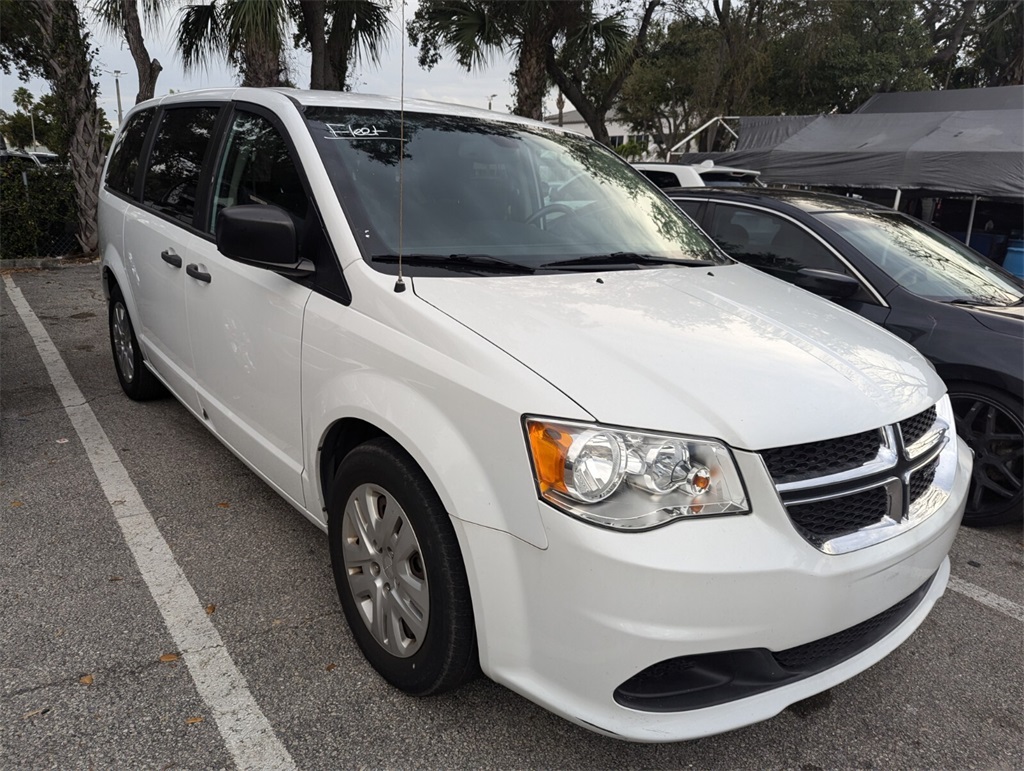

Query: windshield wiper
<box><xmin>941</xmin><ymin>298</ymin><xmax>998</xmax><ymax>308</ymax></box>
<box><xmin>371</xmin><ymin>253</ymin><xmax>535</xmax><ymax>274</ymax></box>
<box><xmin>539</xmin><ymin>252</ymin><xmax>716</xmax><ymax>270</ymax></box>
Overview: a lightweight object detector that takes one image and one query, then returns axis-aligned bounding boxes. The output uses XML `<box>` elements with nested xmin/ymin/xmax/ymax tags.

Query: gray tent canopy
<box><xmin>673</xmin><ymin>87</ymin><xmax>1024</xmax><ymax>198</ymax></box>
<box><xmin>853</xmin><ymin>85</ymin><xmax>1023</xmax><ymax>113</ymax></box>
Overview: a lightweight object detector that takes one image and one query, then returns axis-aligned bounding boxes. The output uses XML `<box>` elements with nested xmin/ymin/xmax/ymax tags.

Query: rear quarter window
<box><xmin>106</xmin><ymin>110</ymin><xmax>153</xmax><ymax>197</ymax></box>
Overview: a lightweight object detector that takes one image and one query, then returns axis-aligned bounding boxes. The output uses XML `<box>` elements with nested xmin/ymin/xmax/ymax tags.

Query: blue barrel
<box><xmin>1003</xmin><ymin>239</ymin><xmax>1024</xmax><ymax>279</ymax></box>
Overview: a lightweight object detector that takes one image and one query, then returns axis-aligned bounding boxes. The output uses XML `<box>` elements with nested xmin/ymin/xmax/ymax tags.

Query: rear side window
<box><xmin>106</xmin><ymin>110</ymin><xmax>153</xmax><ymax>196</ymax></box>
<box><xmin>142</xmin><ymin>106</ymin><xmax>219</xmax><ymax>225</ymax></box>
<box><xmin>208</xmin><ymin>110</ymin><xmax>307</xmax><ymax>233</ymax></box>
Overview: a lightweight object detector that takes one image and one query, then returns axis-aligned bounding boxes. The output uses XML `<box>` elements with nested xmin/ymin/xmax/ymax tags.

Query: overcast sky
<box><xmin>0</xmin><ymin>1</ymin><xmax>524</xmax><ymax>129</ymax></box>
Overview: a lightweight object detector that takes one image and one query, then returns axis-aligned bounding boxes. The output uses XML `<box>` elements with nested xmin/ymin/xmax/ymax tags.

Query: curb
<box><xmin>0</xmin><ymin>256</ymin><xmax>99</xmax><ymax>271</ymax></box>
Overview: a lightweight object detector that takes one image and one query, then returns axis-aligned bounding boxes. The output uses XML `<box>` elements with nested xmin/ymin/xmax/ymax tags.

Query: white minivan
<box><xmin>98</xmin><ymin>88</ymin><xmax>970</xmax><ymax>742</ymax></box>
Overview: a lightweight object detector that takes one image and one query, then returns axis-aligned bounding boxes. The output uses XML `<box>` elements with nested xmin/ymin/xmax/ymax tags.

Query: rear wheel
<box><xmin>108</xmin><ymin>286</ymin><xmax>165</xmax><ymax>401</ymax></box>
<box><xmin>948</xmin><ymin>383</ymin><xmax>1023</xmax><ymax>526</ymax></box>
<box><xmin>327</xmin><ymin>438</ymin><xmax>477</xmax><ymax>695</ymax></box>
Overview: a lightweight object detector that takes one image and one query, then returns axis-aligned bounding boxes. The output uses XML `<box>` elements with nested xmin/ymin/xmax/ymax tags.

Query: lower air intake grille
<box><xmin>773</xmin><ymin>581</ymin><xmax>927</xmax><ymax>670</ymax></box>
<box><xmin>613</xmin><ymin>572</ymin><xmax>937</xmax><ymax>712</ymax></box>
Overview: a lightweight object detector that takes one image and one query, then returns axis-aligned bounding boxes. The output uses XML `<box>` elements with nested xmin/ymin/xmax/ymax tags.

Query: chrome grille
<box><xmin>761</xmin><ymin>402</ymin><xmax>955</xmax><ymax>554</ymax></box>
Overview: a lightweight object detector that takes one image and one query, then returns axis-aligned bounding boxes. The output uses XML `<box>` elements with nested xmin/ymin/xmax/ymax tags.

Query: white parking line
<box><xmin>947</xmin><ymin>575</ymin><xmax>1024</xmax><ymax>623</ymax></box>
<box><xmin>3</xmin><ymin>275</ymin><xmax>296</xmax><ymax>771</ymax></box>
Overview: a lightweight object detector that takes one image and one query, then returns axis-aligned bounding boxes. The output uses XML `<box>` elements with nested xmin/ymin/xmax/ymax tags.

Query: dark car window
<box><xmin>639</xmin><ymin>169</ymin><xmax>682</xmax><ymax>189</ymax></box>
<box><xmin>674</xmin><ymin>199</ymin><xmax>704</xmax><ymax>222</ymax></box>
<box><xmin>106</xmin><ymin>110</ymin><xmax>153</xmax><ymax>197</ymax></box>
<box><xmin>209</xmin><ymin>110</ymin><xmax>308</xmax><ymax>233</ymax></box>
<box><xmin>0</xmin><ymin>154</ymin><xmax>38</xmax><ymax>173</ymax></box>
<box><xmin>708</xmin><ymin>204</ymin><xmax>851</xmax><ymax>279</ymax></box>
<box><xmin>142</xmin><ymin>106</ymin><xmax>219</xmax><ymax>225</ymax></box>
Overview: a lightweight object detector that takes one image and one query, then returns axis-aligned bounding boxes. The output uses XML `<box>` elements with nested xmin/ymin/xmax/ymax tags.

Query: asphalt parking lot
<box><xmin>2</xmin><ymin>263</ymin><xmax>1022</xmax><ymax>770</ymax></box>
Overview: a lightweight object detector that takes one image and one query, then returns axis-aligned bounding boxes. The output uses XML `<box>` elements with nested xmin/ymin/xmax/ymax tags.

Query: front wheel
<box><xmin>328</xmin><ymin>438</ymin><xmax>477</xmax><ymax>695</ymax></box>
<box><xmin>949</xmin><ymin>383</ymin><xmax>1023</xmax><ymax>527</ymax></box>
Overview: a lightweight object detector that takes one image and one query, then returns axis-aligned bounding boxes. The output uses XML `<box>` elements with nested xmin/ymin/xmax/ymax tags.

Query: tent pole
<box><xmin>893</xmin><ymin>189</ymin><xmax>902</xmax><ymax>210</ymax></box>
<box><xmin>965</xmin><ymin>195</ymin><xmax>978</xmax><ymax>247</ymax></box>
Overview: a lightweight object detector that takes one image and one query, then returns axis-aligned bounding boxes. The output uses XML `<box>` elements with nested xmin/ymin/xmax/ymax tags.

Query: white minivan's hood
<box><xmin>413</xmin><ymin>264</ymin><xmax>944</xmax><ymax>450</ymax></box>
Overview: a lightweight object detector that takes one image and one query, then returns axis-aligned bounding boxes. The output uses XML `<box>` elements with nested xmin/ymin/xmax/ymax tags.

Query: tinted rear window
<box><xmin>106</xmin><ymin>110</ymin><xmax>153</xmax><ymax>196</ymax></box>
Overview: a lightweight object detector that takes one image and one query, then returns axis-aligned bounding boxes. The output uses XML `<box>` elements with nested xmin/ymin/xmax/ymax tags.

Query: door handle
<box><xmin>161</xmin><ymin>249</ymin><xmax>182</xmax><ymax>268</ymax></box>
<box><xmin>186</xmin><ymin>263</ymin><xmax>212</xmax><ymax>283</ymax></box>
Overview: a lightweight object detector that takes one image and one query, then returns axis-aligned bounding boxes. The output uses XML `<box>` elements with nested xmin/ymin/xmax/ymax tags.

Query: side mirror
<box><xmin>216</xmin><ymin>204</ymin><xmax>314</xmax><ymax>276</ymax></box>
<box><xmin>793</xmin><ymin>268</ymin><xmax>860</xmax><ymax>300</ymax></box>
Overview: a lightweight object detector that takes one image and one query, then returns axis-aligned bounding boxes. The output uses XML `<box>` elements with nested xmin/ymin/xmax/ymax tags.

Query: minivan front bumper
<box><xmin>454</xmin><ymin>438</ymin><xmax>969</xmax><ymax>742</ymax></box>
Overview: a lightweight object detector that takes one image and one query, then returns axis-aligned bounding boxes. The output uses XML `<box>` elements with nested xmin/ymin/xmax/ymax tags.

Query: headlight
<box><xmin>525</xmin><ymin>417</ymin><xmax>749</xmax><ymax>530</ymax></box>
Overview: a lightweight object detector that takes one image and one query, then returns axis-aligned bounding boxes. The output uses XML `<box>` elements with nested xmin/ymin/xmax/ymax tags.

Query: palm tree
<box><xmin>176</xmin><ymin>0</ymin><xmax>291</xmax><ymax>87</ymax></box>
<box><xmin>296</xmin><ymin>0</ymin><xmax>391</xmax><ymax>91</ymax></box>
<box><xmin>12</xmin><ymin>86</ymin><xmax>36</xmax><ymax>148</ymax></box>
<box><xmin>408</xmin><ymin>0</ymin><xmax>652</xmax><ymax>135</ymax></box>
<box><xmin>90</xmin><ymin>0</ymin><xmax>164</xmax><ymax>103</ymax></box>
<box><xmin>31</xmin><ymin>0</ymin><xmax>107</xmax><ymax>253</ymax></box>
<box><xmin>547</xmin><ymin>0</ymin><xmax>661</xmax><ymax>146</ymax></box>
<box><xmin>409</xmin><ymin>0</ymin><xmax>561</xmax><ymax>120</ymax></box>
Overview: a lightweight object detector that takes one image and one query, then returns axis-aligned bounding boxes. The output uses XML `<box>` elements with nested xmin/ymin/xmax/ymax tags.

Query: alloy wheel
<box><xmin>951</xmin><ymin>393</ymin><xmax>1024</xmax><ymax>517</ymax></box>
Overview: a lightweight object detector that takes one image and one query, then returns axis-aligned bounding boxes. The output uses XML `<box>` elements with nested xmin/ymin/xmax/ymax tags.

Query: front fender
<box><xmin>308</xmin><ymin>372</ymin><xmax>548</xmax><ymax>548</ymax></box>
<box><xmin>300</xmin><ymin>291</ymin><xmax>590</xmax><ymax>549</ymax></box>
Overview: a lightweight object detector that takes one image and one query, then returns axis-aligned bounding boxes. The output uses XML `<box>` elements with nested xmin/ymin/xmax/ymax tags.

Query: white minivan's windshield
<box><xmin>304</xmin><ymin>108</ymin><xmax>724</xmax><ymax>275</ymax></box>
<box><xmin>819</xmin><ymin>210</ymin><xmax>1024</xmax><ymax>307</ymax></box>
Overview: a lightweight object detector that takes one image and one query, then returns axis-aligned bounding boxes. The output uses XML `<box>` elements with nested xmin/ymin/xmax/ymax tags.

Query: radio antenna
<box><xmin>394</xmin><ymin>0</ymin><xmax>407</xmax><ymax>293</ymax></box>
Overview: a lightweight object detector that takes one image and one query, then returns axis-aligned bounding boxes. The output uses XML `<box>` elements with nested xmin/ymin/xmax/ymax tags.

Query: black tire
<box><xmin>948</xmin><ymin>383</ymin><xmax>1023</xmax><ymax>527</ymax></box>
<box><xmin>108</xmin><ymin>285</ymin><xmax>165</xmax><ymax>401</ymax></box>
<box><xmin>328</xmin><ymin>437</ymin><xmax>477</xmax><ymax>695</ymax></box>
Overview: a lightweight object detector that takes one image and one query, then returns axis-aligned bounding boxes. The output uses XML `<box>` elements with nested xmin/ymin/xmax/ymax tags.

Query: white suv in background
<box><xmin>633</xmin><ymin>160</ymin><xmax>763</xmax><ymax>188</ymax></box>
<box><xmin>98</xmin><ymin>88</ymin><xmax>969</xmax><ymax>742</ymax></box>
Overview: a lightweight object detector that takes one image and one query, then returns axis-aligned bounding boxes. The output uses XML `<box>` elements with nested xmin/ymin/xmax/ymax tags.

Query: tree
<box><xmin>91</xmin><ymin>0</ymin><xmax>164</xmax><ymax>103</ymax></box>
<box><xmin>1</xmin><ymin>1</ymin><xmax>107</xmax><ymax>253</ymax></box>
<box><xmin>0</xmin><ymin>0</ymin><xmax>44</xmax><ymax>81</ymax></box>
<box><xmin>0</xmin><ymin>89</ymin><xmax>71</xmax><ymax>151</ymax></box>
<box><xmin>176</xmin><ymin>0</ymin><xmax>291</xmax><ymax>87</ymax></box>
<box><xmin>293</xmin><ymin>0</ymin><xmax>391</xmax><ymax>90</ymax></box>
<box><xmin>409</xmin><ymin>0</ymin><xmax>653</xmax><ymax>134</ymax></box>
<box><xmin>546</xmin><ymin>0</ymin><xmax>661</xmax><ymax>145</ymax></box>
<box><xmin>921</xmin><ymin>0</ymin><xmax>1023</xmax><ymax>87</ymax></box>
<box><xmin>762</xmin><ymin>0</ymin><xmax>932</xmax><ymax>115</ymax></box>
<box><xmin>618</xmin><ymin>17</ymin><xmax>716</xmax><ymax>157</ymax></box>
<box><xmin>964</xmin><ymin>0</ymin><xmax>1023</xmax><ymax>86</ymax></box>
<box><xmin>0</xmin><ymin>108</ymin><xmax>37</xmax><ymax>149</ymax></box>
<box><xmin>409</xmin><ymin>0</ymin><xmax>553</xmax><ymax>119</ymax></box>
<box><xmin>11</xmin><ymin>86</ymin><xmax>38</xmax><ymax>148</ymax></box>
<box><xmin>621</xmin><ymin>0</ymin><xmax>955</xmax><ymax>152</ymax></box>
